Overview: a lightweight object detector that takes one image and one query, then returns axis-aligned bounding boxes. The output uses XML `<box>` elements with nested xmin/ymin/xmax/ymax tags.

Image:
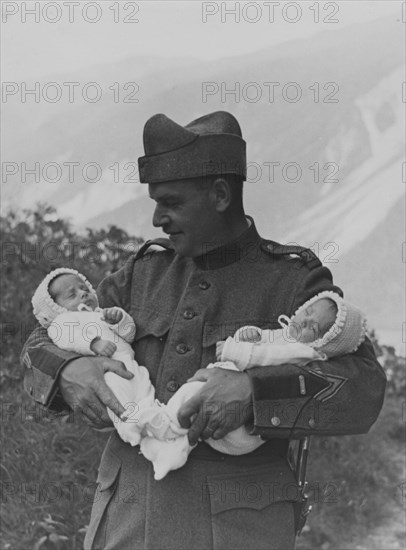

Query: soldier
<box><xmin>21</xmin><ymin>111</ymin><xmax>386</xmax><ymax>550</ymax></box>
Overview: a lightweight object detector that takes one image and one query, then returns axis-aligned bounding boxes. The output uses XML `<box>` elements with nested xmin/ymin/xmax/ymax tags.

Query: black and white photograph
<box><xmin>1</xmin><ymin>1</ymin><xmax>405</xmax><ymax>549</ymax></box>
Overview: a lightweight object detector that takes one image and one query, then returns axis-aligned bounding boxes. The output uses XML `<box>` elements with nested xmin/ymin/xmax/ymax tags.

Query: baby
<box><xmin>31</xmin><ymin>268</ymin><xmax>187</xmax><ymax>447</ymax></box>
<box><xmin>216</xmin><ymin>291</ymin><xmax>367</xmax><ymax>368</ymax></box>
<box><xmin>140</xmin><ymin>291</ymin><xmax>367</xmax><ymax>479</ymax></box>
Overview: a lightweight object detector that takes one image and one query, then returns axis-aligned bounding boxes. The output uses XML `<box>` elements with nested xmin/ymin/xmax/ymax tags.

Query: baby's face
<box><xmin>288</xmin><ymin>298</ymin><xmax>337</xmax><ymax>343</ymax></box>
<box><xmin>49</xmin><ymin>274</ymin><xmax>98</xmax><ymax>312</ymax></box>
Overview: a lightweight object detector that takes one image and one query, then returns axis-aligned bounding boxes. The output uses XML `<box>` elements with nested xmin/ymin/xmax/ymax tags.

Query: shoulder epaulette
<box><xmin>260</xmin><ymin>239</ymin><xmax>322</xmax><ymax>270</ymax></box>
<box><xmin>135</xmin><ymin>238</ymin><xmax>174</xmax><ymax>260</ymax></box>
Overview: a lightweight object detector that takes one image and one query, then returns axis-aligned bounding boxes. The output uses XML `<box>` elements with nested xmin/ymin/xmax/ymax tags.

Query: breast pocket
<box><xmin>205</xmin><ymin>464</ymin><xmax>298</xmax><ymax>550</ymax></box>
<box><xmin>130</xmin><ymin>307</ymin><xmax>172</xmax><ymax>384</ymax></box>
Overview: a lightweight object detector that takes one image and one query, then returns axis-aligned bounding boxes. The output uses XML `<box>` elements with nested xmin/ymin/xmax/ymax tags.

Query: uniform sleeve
<box><xmin>20</xmin><ymin>325</ymin><xmax>79</xmax><ymax>412</ymax></box>
<box><xmin>20</xmin><ymin>257</ymin><xmax>137</xmax><ymax>411</ymax></box>
<box><xmin>246</xmin><ymin>264</ymin><xmax>387</xmax><ymax>438</ymax></box>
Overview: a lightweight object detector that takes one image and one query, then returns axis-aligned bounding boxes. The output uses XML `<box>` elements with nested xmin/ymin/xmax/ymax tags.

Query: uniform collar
<box><xmin>193</xmin><ymin>216</ymin><xmax>261</xmax><ymax>270</ymax></box>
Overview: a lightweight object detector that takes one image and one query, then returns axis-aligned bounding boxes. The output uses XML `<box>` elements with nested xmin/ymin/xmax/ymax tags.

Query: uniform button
<box><xmin>166</xmin><ymin>380</ymin><xmax>180</xmax><ymax>392</ymax></box>
<box><xmin>308</xmin><ymin>418</ymin><xmax>316</xmax><ymax>428</ymax></box>
<box><xmin>271</xmin><ymin>416</ymin><xmax>281</xmax><ymax>427</ymax></box>
<box><xmin>176</xmin><ymin>343</ymin><xmax>188</xmax><ymax>355</ymax></box>
<box><xmin>199</xmin><ymin>281</ymin><xmax>210</xmax><ymax>290</ymax></box>
<box><xmin>183</xmin><ymin>310</ymin><xmax>195</xmax><ymax>320</ymax></box>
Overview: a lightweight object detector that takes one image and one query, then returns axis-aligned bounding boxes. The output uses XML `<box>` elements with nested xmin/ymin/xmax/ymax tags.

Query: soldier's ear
<box><xmin>210</xmin><ymin>177</ymin><xmax>232</xmax><ymax>212</ymax></box>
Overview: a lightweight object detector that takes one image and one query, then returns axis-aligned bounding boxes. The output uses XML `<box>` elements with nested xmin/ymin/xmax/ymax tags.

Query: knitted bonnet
<box><xmin>289</xmin><ymin>291</ymin><xmax>367</xmax><ymax>358</ymax></box>
<box><xmin>32</xmin><ymin>268</ymin><xmax>97</xmax><ymax>328</ymax></box>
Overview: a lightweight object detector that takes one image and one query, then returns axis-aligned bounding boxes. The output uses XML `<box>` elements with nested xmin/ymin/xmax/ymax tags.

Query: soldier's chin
<box><xmin>169</xmin><ymin>233</ymin><xmax>186</xmax><ymax>254</ymax></box>
<box><xmin>169</xmin><ymin>233</ymin><xmax>206</xmax><ymax>258</ymax></box>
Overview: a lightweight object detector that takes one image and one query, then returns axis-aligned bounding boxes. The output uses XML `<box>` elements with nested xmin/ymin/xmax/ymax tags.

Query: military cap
<box><xmin>138</xmin><ymin>111</ymin><xmax>246</xmax><ymax>183</ymax></box>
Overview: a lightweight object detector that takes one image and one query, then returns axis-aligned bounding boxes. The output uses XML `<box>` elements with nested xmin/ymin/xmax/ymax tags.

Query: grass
<box><xmin>296</xmin><ymin>392</ymin><xmax>405</xmax><ymax>549</ymax></box>
<box><xmin>1</xmin><ymin>375</ymin><xmax>108</xmax><ymax>550</ymax></box>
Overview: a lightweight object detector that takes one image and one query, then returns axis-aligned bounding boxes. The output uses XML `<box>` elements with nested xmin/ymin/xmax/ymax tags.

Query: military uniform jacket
<box><xmin>21</xmin><ymin>219</ymin><xmax>386</xmax><ymax>550</ymax></box>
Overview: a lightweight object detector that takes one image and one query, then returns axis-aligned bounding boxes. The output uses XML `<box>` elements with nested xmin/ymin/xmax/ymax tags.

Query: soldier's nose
<box><xmin>152</xmin><ymin>206</ymin><xmax>170</xmax><ymax>228</ymax></box>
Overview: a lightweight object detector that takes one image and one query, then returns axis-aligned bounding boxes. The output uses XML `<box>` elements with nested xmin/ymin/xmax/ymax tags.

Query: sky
<box><xmin>2</xmin><ymin>0</ymin><xmax>402</xmax><ymax>79</ymax></box>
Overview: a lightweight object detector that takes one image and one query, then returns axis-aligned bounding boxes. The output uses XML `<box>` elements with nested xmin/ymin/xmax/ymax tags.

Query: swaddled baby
<box><xmin>31</xmin><ymin>268</ymin><xmax>187</xmax><ymax>447</ymax></box>
<box><xmin>140</xmin><ymin>291</ymin><xmax>367</xmax><ymax>479</ymax></box>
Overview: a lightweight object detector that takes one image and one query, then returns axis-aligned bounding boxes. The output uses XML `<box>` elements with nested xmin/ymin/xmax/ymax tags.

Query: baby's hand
<box><xmin>216</xmin><ymin>341</ymin><xmax>225</xmax><ymax>361</ymax></box>
<box><xmin>238</xmin><ymin>326</ymin><xmax>262</xmax><ymax>343</ymax></box>
<box><xmin>103</xmin><ymin>308</ymin><xmax>123</xmax><ymax>324</ymax></box>
<box><xmin>90</xmin><ymin>338</ymin><xmax>117</xmax><ymax>357</ymax></box>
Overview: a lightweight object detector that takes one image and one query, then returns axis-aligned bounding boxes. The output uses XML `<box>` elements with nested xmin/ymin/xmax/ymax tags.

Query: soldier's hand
<box><xmin>59</xmin><ymin>356</ymin><xmax>134</xmax><ymax>428</ymax></box>
<box><xmin>178</xmin><ymin>368</ymin><xmax>253</xmax><ymax>446</ymax></box>
<box><xmin>90</xmin><ymin>338</ymin><xmax>117</xmax><ymax>357</ymax></box>
<box><xmin>102</xmin><ymin>307</ymin><xmax>123</xmax><ymax>324</ymax></box>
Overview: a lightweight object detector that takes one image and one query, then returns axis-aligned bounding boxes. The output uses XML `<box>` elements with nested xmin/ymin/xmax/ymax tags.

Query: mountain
<box><xmin>2</xmin><ymin>16</ymin><xmax>404</xmax><ymax>348</ymax></box>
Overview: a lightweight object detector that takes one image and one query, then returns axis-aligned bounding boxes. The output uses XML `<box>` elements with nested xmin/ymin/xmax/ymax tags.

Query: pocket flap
<box><xmin>206</xmin><ymin>464</ymin><xmax>299</xmax><ymax>515</ymax></box>
<box><xmin>203</xmin><ymin>320</ymin><xmax>279</xmax><ymax>348</ymax></box>
<box><xmin>131</xmin><ymin>307</ymin><xmax>172</xmax><ymax>341</ymax></box>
